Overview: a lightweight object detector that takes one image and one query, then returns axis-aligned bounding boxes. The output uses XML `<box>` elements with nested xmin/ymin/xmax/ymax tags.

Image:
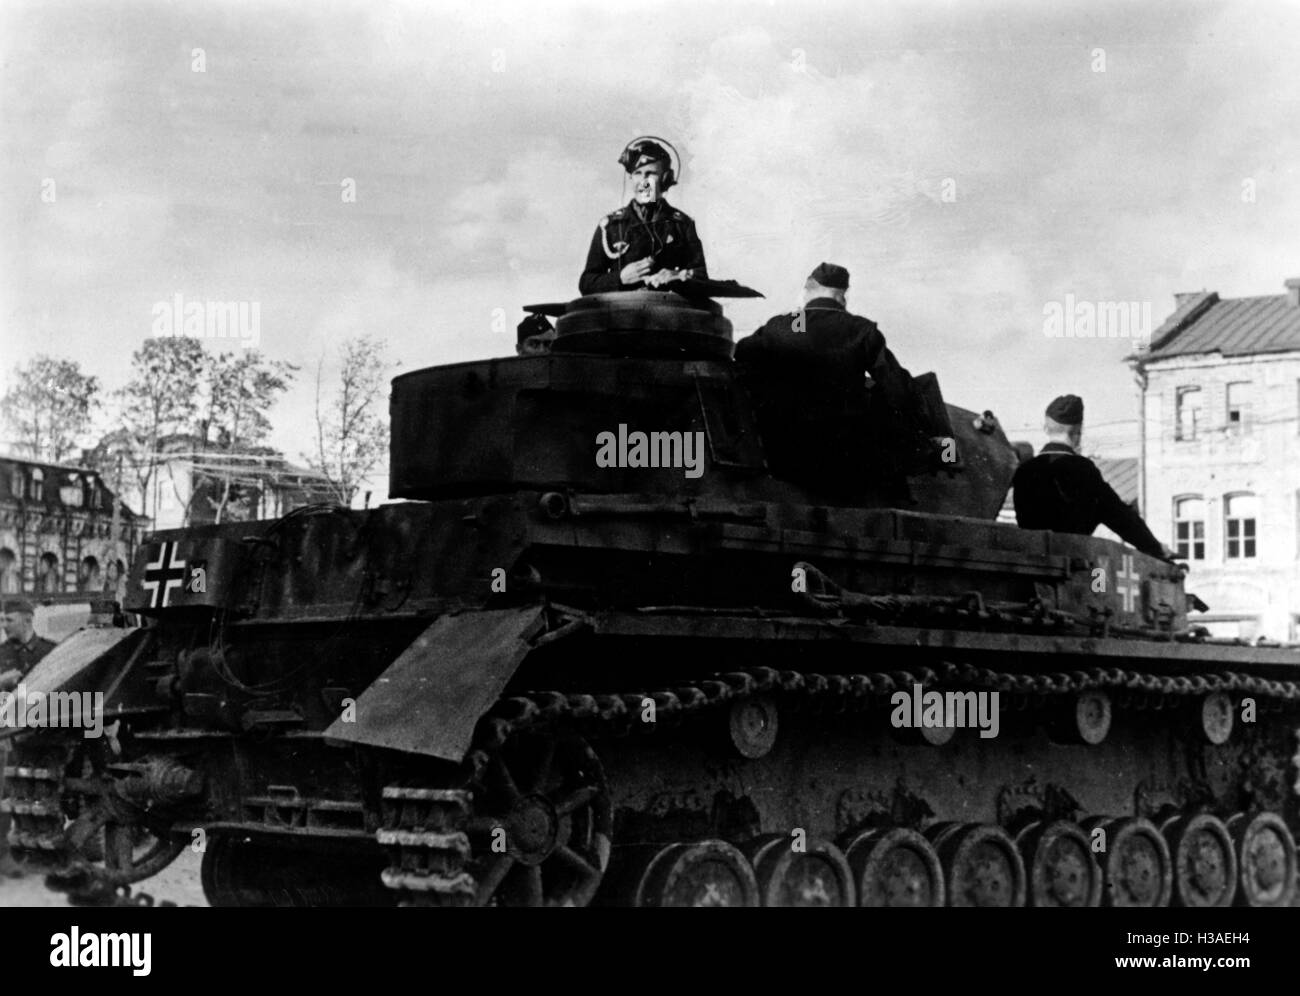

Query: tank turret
<box><xmin>391</xmin><ymin>290</ymin><xmax>1019</xmax><ymax>519</ymax></box>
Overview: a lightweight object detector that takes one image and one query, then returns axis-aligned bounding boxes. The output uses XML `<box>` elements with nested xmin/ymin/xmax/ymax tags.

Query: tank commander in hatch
<box><xmin>1012</xmin><ymin>395</ymin><xmax>1173</xmax><ymax>559</ymax></box>
<box><xmin>733</xmin><ymin>262</ymin><xmax>932</xmax><ymax>495</ymax></box>
<box><xmin>579</xmin><ymin>136</ymin><xmax>708</xmax><ymax>295</ymax></box>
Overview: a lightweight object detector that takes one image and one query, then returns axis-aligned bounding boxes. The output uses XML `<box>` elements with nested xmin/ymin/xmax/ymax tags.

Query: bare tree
<box><xmin>195</xmin><ymin>351</ymin><xmax>296</xmax><ymax>524</ymax></box>
<box><xmin>308</xmin><ymin>336</ymin><xmax>391</xmax><ymax>505</ymax></box>
<box><xmin>113</xmin><ymin>337</ymin><xmax>207</xmax><ymax>520</ymax></box>
<box><xmin>0</xmin><ymin>355</ymin><xmax>99</xmax><ymax>462</ymax></box>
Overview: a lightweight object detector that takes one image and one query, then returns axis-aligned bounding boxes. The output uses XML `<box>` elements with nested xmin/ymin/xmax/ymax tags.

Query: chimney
<box><xmin>1285</xmin><ymin>277</ymin><xmax>1300</xmax><ymax>308</ymax></box>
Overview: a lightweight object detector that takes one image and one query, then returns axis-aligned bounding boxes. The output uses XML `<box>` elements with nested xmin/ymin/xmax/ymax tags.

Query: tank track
<box><xmin>3</xmin><ymin>758</ymin><xmax>69</xmax><ymax>868</ymax></box>
<box><xmin>377</xmin><ymin>661</ymin><xmax>1300</xmax><ymax>906</ymax></box>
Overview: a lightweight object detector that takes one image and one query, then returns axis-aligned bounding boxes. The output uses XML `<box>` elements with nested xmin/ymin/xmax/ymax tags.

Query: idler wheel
<box><xmin>843</xmin><ymin>827</ymin><xmax>944</xmax><ymax>907</ymax></box>
<box><xmin>1161</xmin><ymin>813</ymin><xmax>1236</xmax><ymax>907</ymax></box>
<box><xmin>632</xmin><ymin>840</ymin><xmax>759</xmax><ymax>907</ymax></box>
<box><xmin>1015</xmin><ymin>820</ymin><xmax>1101</xmax><ymax>907</ymax></box>
<box><xmin>1082</xmin><ymin>816</ymin><xmax>1172</xmax><ymax>907</ymax></box>
<box><xmin>728</xmin><ymin>696</ymin><xmax>779</xmax><ymax>759</ymax></box>
<box><xmin>743</xmin><ymin>834</ymin><xmax>854</xmax><ymax>907</ymax></box>
<box><xmin>471</xmin><ymin>734</ymin><xmax>612</xmax><ymax>907</ymax></box>
<box><xmin>1196</xmin><ymin>692</ymin><xmax>1234</xmax><ymax>745</ymax></box>
<box><xmin>1228</xmin><ymin>811</ymin><xmax>1296</xmax><ymax>907</ymax></box>
<box><xmin>925</xmin><ymin>823</ymin><xmax>1026</xmax><ymax>907</ymax></box>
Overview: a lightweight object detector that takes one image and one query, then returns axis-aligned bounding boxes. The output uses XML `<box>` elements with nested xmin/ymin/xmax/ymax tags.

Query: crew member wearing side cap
<box><xmin>734</xmin><ymin>262</ymin><xmax>929</xmax><ymax>494</ymax></box>
<box><xmin>0</xmin><ymin>599</ymin><xmax>56</xmax><ymax>878</ymax></box>
<box><xmin>579</xmin><ymin>137</ymin><xmax>708</xmax><ymax>295</ymax></box>
<box><xmin>0</xmin><ymin>599</ymin><xmax>55</xmax><ymax>692</ymax></box>
<box><xmin>1012</xmin><ymin>395</ymin><xmax>1169</xmax><ymax>558</ymax></box>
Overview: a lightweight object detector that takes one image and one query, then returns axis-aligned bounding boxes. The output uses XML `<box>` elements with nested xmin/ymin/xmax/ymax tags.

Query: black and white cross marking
<box><xmin>1115</xmin><ymin>554</ymin><xmax>1139</xmax><ymax>613</ymax></box>
<box><xmin>142</xmin><ymin>541</ymin><xmax>187</xmax><ymax>609</ymax></box>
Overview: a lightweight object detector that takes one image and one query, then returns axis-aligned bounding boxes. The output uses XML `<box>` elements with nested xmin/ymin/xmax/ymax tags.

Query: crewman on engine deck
<box><xmin>579</xmin><ymin>137</ymin><xmax>708</xmax><ymax>295</ymax></box>
<box><xmin>1012</xmin><ymin>395</ymin><xmax>1172</xmax><ymax>559</ymax></box>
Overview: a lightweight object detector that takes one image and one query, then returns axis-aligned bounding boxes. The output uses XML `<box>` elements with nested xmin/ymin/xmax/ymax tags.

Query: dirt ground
<box><xmin>0</xmin><ymin>849</ymin><xmax>208</xmax><ymax>907</ymax></box>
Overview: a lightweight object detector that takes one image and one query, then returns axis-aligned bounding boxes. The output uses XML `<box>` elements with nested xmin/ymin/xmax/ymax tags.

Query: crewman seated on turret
<box><xmin>579</xmin><ymin>137</ymin><xmax>708</xmax><ymax>295</ymax></box>
<box><xmin>734</xmin><ymin>262</ymin><xmax>934</xmax><ymax>498</ymax></box>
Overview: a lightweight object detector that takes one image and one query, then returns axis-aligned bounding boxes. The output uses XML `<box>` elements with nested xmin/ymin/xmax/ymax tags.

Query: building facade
<box><xmin>130</xmin><ymin>435</ymin><xmax>338</xmax><ymax>531</ymax></box>
<box><xmin>0</xmin><ymin>455</ymin><xmax>147</xmax><ymax>600</ymax></box>
<box><xmin>1129</xmin><ymin>278</ymin><xmax>1300</xmax><ymax>643</ymax></box>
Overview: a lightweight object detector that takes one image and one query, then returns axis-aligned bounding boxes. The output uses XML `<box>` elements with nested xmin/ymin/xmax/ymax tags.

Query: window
<box><xmin>1174</xmin><ymin>497</ymin><xmax>1206</xmax><ymax>560</ymax></box>
<box><xmin>1176</xmin><ymin>386</ymin><xmax>1202</xmax><ymax>440</ymax></box>
<box><xmin>78</xmin><ymin>556</ymin><xmax>101</xmax><ymax>593</ymax></box>
<box><xmin>59</xmin><ymin>474</ymin><xmax>84</xmax><ymax>507</ymax></box>
<box><xmin>0</xmin><ymin>548</ymin><xmax>15</xmax><ymax>594</ymax></box>
<box><xmin>30</xmin><ymin>468</ymin><xmax>44</xmax><ymax>501</ymax></box>
<box><xmin>36</xmin><ymin>552</ymin><xmax>59</xmax><ymax>593</ymax></box>
<box><xmin>1226</xmin><ymin>382</ymin><xmax>1253</xmax><ymax>434</ymax></box>
<box><xmin>1225</xmin><ymin>494</ymin><xmax>1257</xmax><ymax>559</ymax></box>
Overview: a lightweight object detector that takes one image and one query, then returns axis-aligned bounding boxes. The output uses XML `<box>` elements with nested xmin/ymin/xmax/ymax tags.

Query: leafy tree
<box><xmin>308</xmin><ymin>336</ymin><xmax>392</xmax><ymax>505</ymax></box>
<box><xmin>0</xmin><ymin>355</ymin><xmax>99</xmax><ymax>462</ymax></box>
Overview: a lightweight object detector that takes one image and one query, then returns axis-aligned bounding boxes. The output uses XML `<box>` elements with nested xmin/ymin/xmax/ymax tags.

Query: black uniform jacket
<box><xmin>579</xmin><ymin>200</ymin><xmax>708</xmax><ymax>295</ymax></box>
<box><xmin>0</xmin><ymin>634</ymin><xmax>56</xmax><ymax>687</ymax></box>
<box><xmin>1012</xmin><ymin>442</ymin><xmax>1164</xmax><ymax>556</ymax></box>
<box><xmin>733</xmin><ymin>298</ymin><xmax>914</xmax><ymax>416</ymax></box>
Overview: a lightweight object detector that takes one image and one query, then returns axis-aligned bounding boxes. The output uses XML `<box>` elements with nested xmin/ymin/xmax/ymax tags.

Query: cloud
<box><xmin>2</xmin><ymin>0</ymin><xmax>1298</xmax><ymax>479</ymax></box>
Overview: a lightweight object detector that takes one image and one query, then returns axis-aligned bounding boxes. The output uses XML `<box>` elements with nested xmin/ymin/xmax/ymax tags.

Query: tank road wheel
<box><xmin>927</xmin><ymin>823</ymin><xmax>1026</xmax><ymax>907</ymax></box>
<box><xmin>470</xmin><ymin>734</ymin><xmax>612</xmax><ymax>907</ymax></box>
<box><xmin>843</xmin><ymin>827</ymin><xmax>945</xmax><ymax>907</ymax></box>
<box><xmin>745</xmin><ymin>834</ymin><xmax>854</xmax><ymax>907</ymax></box>
<box><xmin>1228</xmin><ymin>812</ymin><xmax>1297</xmax><ymax>907</ymax></box>
<box><xmin>1083</xmin><ymin>816</ymin><xmax>1172</xmax><ymax>907</ymax></box>
<box><xmin>1161</xmin><ymin>814</ymin><xmax>1236</xmax><ymax>908</ymax></box>
<box><xmin>1016</xmin><ymin>820</ymin><xmax>1101</xmax><ymax>907</ymax></box>
<box><xmin>631</xmin><ymin>841</ymin><xmax>759</xmax><ymax>907</ymax></box>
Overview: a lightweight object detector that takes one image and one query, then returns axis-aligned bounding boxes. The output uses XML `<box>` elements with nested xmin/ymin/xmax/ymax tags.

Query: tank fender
<box><xmin>322</xmin><ymin>605</ymin><xmax>548</xmax><ymax>762</ymax></box>
<box><xmin>0</xmin><ymin>627</ymin><xmax>148</xmax><ymax>743</ymax></box>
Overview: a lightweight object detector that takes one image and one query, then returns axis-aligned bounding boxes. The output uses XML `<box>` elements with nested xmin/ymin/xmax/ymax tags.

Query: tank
<box><xmin>3</xmin><ymin>289</ymin><xmax>1298</xmax><ymax>908</ymax></box>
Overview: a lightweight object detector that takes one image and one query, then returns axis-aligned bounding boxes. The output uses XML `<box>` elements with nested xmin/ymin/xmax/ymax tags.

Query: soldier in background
<box><xmin>0</xmin><ymin>599</ymin><xmax>57</xmax><ymax>877</ymax></box>
<box><xmin>1012</xmin><ymin>395</ymin><xmax>1172</xmax><ymax>558</ymax></box>
<box><xmin>734</xmin><ymin>262</ymin><xmax>930</xmax><ymax>497</ymax></box>
<box><xmin>579</xmin><ymin>137</ymin><xmax>708</xmax><ymax>295</ymax></box>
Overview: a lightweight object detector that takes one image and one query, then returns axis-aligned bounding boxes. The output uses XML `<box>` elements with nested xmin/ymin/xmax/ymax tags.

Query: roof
<box><xmin>1133</xmin><ymin>288</ymin><xmax>1300</xmax><ymax>363</ymax></box>
<box><xmin>1093</xmin><ymin>457</ymin><xmax>1138</xmax><ymax>505</ymax></box>
<box><xmin>1000</xmin><ymin>455</ymin><xmax>1139</xmax><ymax>517</ymax></box>
<box><xmin>0</xmin><ymin>453</ymin><xmax>145</xmax><ymax>520</ymax></box>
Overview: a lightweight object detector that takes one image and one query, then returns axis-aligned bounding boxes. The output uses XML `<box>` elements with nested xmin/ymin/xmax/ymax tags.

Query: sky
<box><xmin>2</xmin><ymin>0</ymin><xmax>1299</xmax><ymax>499</ymax></box>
